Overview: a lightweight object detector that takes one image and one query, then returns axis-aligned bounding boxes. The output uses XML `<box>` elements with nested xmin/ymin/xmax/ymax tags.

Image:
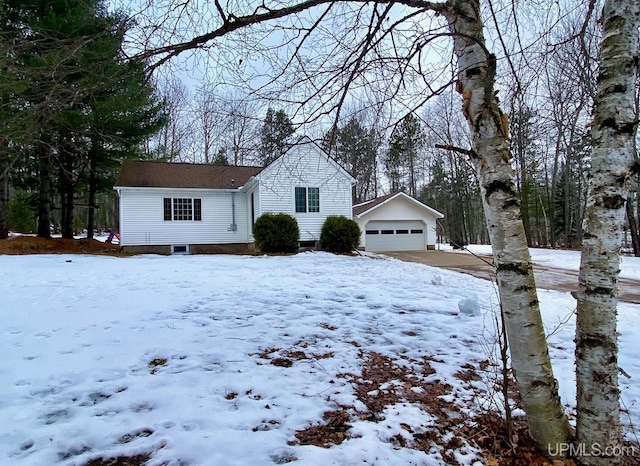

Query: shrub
<box><xmin>320</xmin><ymin>216</ymin><xmax>361</xmax><ymax>253</ymax></box>
<box><xmin>252</xmin><ymin>213</ymin><xmax>300</xmax><ymax>253</ymax></box>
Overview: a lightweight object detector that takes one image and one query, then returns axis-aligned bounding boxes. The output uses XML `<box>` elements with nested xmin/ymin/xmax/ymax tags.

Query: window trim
<box><xmin>295</xmin><ymin>187</ymin><xmax>307</xmax><ymax>213</ymax></box>
<box><xmin>307</xmin><ymin>187</ymin><xmax>320</xmax><ymax>213</ymax></box>
<box><xmin>294</xmin><ymin>186</ymin><xmax>320</xmax><ymax>213</ymax></box>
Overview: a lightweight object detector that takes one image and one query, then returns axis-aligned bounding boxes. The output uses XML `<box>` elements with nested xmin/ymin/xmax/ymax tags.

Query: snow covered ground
<box><xmin>1</xmin><ymin>251</ymin><xmax>638</xmax><ymax>466</ymax></box>
<box><xmin>441</xmin><ymin>243</ymin><xmax>640</xmax><ymax>281</ymax></box>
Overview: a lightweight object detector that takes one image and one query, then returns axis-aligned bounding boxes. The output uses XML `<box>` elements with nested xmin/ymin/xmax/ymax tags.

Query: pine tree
<box><xmin>0</xmin><ymin>0</ymin><xmax>165</xmax><ymax>238</ymax></box>
<box><xmin>82</xmin><ymin>13</ymin><xmax>166</xmax><ymax>238</ymax></box>
<box><xmin>212</xmin><ymin>148</ymin><xmax>230</xmax><ymax>166</ymax></box>
<box><xmin>324</xmin><ymin>118</ymin><xmax>378</xmax><ymax>203</ymax></box>
<box><xmin>259</xmin><ymin>108</ymin><xmax>294</xmax><ymax>166</ymax></box>
<box><xmin>384</xmin><ymin>113</ymin><xmax>426</xmax><ymax>196</ymax></box>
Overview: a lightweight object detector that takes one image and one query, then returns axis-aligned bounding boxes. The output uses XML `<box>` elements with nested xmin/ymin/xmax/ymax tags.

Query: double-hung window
<box><xmin>163</xmin><ymin>198</ymin><xmax>202</xmax><ymax>221</ymax></box>
<box><xmin>295</xmin><ymin>187</ymin><xmax>320</xmax><ymax>213</ymax></box>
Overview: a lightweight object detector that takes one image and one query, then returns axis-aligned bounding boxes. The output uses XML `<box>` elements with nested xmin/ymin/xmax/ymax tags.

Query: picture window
<box><xmin>163</xmin><ymin>198</ymin><xmax>202</xmax><ymax>221</ymax></box>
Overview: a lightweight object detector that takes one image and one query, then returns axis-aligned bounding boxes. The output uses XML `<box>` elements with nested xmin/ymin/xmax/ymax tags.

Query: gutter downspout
<box><xmin>229</xmin><ymin>179</ymin><xmax>237</xmax><ymax>232</ymax></box>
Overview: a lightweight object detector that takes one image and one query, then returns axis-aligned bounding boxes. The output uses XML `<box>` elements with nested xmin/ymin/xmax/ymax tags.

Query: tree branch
<box><xmin>435</xmin><ymin>143</ymin><xmax>478</xmax><ymax>159</ymax></box>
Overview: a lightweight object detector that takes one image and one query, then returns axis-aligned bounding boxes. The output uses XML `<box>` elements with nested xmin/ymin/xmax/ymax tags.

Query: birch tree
<box><xmin>438</xmin><ymin>1</ymin><xmax>571</xmax><ymax>449</ymax></box>
<box><xmin>129</xmin><ymin>0</ymin><xmax>585</xmax><ymax>453</ymax></box>
<box><xmin>575</xmin><ymin>1</ymin><xmax>640</xmax><ymax>464</ymax></box>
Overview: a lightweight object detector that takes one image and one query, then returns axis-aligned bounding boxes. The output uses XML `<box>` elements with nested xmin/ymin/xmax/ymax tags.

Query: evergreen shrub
<box><xmin>252</xmin><ymin>213</ymin><xmax>300</xmax><ymax>253</ymax></box>
<box><xmin>320</xmin><ymin>216</ymin><xmax>361</xmax><ymax>253</ymax></box>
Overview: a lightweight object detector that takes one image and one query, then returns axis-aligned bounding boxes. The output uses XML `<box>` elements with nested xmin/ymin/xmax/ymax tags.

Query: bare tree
<box><xmin>192</xmin><ymin>86</ymin><xmax>220</xmax><ymax>164</ymax></box>
<box><xmin>540</xmin><ymin>16</ymin><xmax>597</xmax><ymax>248</ymax></box>
<box><xmin>421</xmin><ymin>91</ymin><xmax>487</xmax><ymax>244</ymax></box>
<box><xmin>222</xmin><ymin>94</ymin><xmax>261</xmax><ymax>166</ymax></box>
<box><xmin>150</xmin><ymin>77</ymin><xmax>191</xmax><ymax>162</ymax></box>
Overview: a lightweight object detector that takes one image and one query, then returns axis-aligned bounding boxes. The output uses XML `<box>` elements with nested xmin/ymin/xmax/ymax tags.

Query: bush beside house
<box><xmin>252</xmin><ymin>213</ymin><xmax>300</xmax><ymax>253</ymax></box>
<box><xmin>320</xmin><ymin>216</ymin><xmax>361</xmax><ymax>253</ymax></box>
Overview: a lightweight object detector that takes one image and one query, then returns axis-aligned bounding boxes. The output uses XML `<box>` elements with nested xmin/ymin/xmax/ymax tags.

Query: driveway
<box><xmin>383</xmin><ymin>250</ymin><xmax>640</xmax><ymax>304</ymax></box>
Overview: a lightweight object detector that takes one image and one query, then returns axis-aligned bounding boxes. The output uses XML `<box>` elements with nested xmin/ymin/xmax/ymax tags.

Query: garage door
<box><xmin>365</xmin><ymin>220</ymin><xmax>425</xmax><ymax>252</ymax></box>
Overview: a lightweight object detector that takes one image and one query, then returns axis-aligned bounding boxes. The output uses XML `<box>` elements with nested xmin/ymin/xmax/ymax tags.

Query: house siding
<box><xmin>256</xmin><ymin>143</ymin><xmax>353</xmax><ymax>242</ymax></box>
<box><xmin>118</xmin><ymin>188</ymin><xmax>250</xmax><ymax>246</ymax></box>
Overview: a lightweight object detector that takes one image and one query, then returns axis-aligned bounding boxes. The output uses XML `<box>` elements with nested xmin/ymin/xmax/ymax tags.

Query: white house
<box><xmin>353</xmin><ymin>192</ymin><xmax>444</xmax><ymax>252</ymax></box>
<box><xmin>114</xmin><ymin>138</ymin><xmax>355</xmax><ymax>254</ymax></box>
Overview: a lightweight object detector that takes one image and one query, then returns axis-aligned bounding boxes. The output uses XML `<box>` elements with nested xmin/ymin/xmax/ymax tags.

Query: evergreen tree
<box><xmin>259</xmin><ymin>107</ymin><xmax>294</xmax><ymax>166</ymax></box>
<box><xmin>0</xmin><ymin>0</ymin><xmax>165</xmax><ymax>238</ymax></box>
<box><xmin>384</xmin><ymin>113</ymin><xmax>426</xmax><ymax>196</ymax></box>
<box><xmin>323</xmin><ymin>118</ymin><xmax>378</xmax><ymax>203</ymax></box>
<box><xmin>212</xmin><ymin>148</ymin><xmax>230</xmax><ymax>166</ymax></box>
<box><xmin>82</xmin><ymin>13</ymin><xmax>166</xmax><ymax>238</ymax></box>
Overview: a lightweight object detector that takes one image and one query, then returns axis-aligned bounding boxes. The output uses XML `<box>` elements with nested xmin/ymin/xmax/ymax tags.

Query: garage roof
<box><xmin>353</xmin><ymin>192</ymin><xmax>444</xmax><ymax>218</ymax></box>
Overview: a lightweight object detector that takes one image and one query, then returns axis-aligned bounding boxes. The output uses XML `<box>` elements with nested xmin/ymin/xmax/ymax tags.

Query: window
<box><xmin>410</xmin><ymin>229</ymin><xmax>423</xmax><ymax>234</ymax></box>
<box><xmin>381</xmin><ymin>230</ymin><xmax>394</xmax><ymax>235</ymax></box>
<box><xmin>163</xmin><ymin>197</ymin><xmax>202</xmax><ymax>221</ymax></box>
<box><xmin>396</xmin><ymin>230</ymin><xmax>409</xmax><ymax>234</ymax></box>
<box><xmin>366</xmin><ymin>230</ymin><xmax>379</xmax><ymax>235</ymax></box>
<box><xmin>295</xmin><ymin>187</ymin><xmax>320</xmax><ymax>213</ymax></box>
<box><xmin>295</xmin><ymin>187</ymin><xmax>307</xmax><ymax>213</ymax></box>
<box><xmin>173</xmin><ymin>198</ymin><xmax>192</xmax><ymax>220</ymax></box>
<box><xmin>308</xmin><ymin>187</ymin><xmax>320</xmax><ymax>212</ymax></box>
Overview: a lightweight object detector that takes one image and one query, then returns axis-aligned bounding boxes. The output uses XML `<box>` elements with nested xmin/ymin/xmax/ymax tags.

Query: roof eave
<box><xmin>354</xmin><ymin>192</ymin><xmax>444</xmax><ymax>218</ymax></box>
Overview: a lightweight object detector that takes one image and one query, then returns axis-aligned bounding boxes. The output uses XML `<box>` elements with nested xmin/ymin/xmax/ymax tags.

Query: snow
<box><xmin>0</xmin><ymin>251</ymin><xmax>638</xmax><ymax>466</ymax></box>
<box><xmin>442</xmin><ymin>243</ymin><xmax>640</xmax><ymax>281</ymax></box>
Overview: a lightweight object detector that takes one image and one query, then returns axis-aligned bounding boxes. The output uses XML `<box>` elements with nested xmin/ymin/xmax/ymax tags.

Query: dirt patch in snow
<box><xmin>0</xmin><ymin>236</ymin><xmax>120</xmax><ymax>255</ymax></box>
<box><xmin>290</xmin><ymin>351</ymin><xmax>634</xmax><ymax>466</ymax></box>
<box><xmin>82</xmin><ymin>453</ymin><xmax>151</xmax><ymax>466</ymax></box>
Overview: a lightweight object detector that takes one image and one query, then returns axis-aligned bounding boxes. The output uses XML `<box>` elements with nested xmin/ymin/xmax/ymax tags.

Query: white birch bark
<box><xmin>441</xmin><ymin>0</ymin><xmax>571</xmax><ymax>452</ymax></box>
<box><xmin>575</xmin><ymin>1</ymin><xmax>639</xmax><ymax>464</ymax></box>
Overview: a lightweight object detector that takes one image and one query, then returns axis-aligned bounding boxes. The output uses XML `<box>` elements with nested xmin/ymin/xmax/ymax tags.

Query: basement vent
<box><xmin>171</xmin><ymin>245</ymin><xmax>190</xmax><ymax>255</ymax></box>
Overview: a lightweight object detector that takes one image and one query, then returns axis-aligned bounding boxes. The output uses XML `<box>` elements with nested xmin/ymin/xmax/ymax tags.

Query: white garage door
<box><xmin>365</xmin><ymin>220</ymin><xmax>425</xmax><ymax>252</ymax></box>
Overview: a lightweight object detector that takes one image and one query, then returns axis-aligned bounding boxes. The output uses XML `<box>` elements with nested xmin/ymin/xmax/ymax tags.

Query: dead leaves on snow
<box><xmin>291</xmin><ymin>350</ymin><xmax>472</xmax><ymax>463</ymax></box>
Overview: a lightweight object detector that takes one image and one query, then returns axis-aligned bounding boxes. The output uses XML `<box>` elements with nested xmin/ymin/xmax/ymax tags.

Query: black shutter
<box><xmin>163</xmin><ymin>198</ymin><xmax>172</xmax><ymax>221</ymax></box>
<box><xmin>194</xmin><ymin>199</ymin><xmax>202</xmax><ymax>221</ymax></box>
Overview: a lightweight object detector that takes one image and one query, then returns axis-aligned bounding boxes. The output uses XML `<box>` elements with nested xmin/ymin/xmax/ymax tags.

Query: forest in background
<box><xmin>2</xmin><ymin>0</ymin><xmax>639</xmax><ymax>463</ymax></box>
<box><xmin>1</xmin><ymin>0</ymin><xmax>638</xmax><ymax>255</ymax></box>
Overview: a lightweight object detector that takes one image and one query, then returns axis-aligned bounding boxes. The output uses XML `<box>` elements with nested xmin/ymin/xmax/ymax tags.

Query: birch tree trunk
<box><xmin>575</xmin><ymin>1</ymin><xmax>639</xmax><ymax>464</ymax></box>
<box><xmin>441</xmin><ymin>0</ymin><xmax>571</xmax><ymax>451</ymax></box>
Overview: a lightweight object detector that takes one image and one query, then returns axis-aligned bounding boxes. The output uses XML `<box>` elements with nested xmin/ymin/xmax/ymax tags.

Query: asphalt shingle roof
<box><xmin>114</xmin><ymin>160</ymin><xmax>264</xmax><ymax>189</ymax></box>
<box><xmin>352</xmin><ymin>193</ymin><xmax>396</xmax><ymax>216</ymax></box>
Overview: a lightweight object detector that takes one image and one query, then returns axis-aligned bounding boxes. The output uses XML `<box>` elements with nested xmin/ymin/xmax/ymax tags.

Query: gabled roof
<box><xmin>353</xmin><ymin>192</ymin><xmax>444</xmax><ymax>218</ymax></box>
<box><xmin>115</xmin><ymin>136</ymin><xmax>355</xmax><ymax>191</ymax></box>
<box><xmin>256</xmin><ymin>135</ymin><xmax>356</xmax><ymax>185</ymax></box>
<box><xmin>114</xmin><ymin>160</ymin><xmax>264</xmax><ymax>189</ymax></box>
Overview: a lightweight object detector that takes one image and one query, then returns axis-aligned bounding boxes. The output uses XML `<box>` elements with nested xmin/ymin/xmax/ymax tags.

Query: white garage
<box><xmin>353</xmin><ymin>192</ymin><xmax>444</xmax><ymax>252</ymax></box>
